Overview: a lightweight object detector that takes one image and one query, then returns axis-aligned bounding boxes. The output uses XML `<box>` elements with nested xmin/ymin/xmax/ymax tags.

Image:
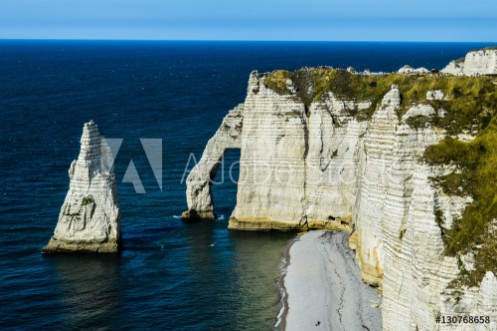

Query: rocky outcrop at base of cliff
<box><xmin>43</xmin><ymin>121</ymin><xmax>121</xmax><ymax>253</ymax></box>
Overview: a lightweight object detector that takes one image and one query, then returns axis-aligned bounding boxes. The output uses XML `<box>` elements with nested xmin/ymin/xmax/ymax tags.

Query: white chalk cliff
<box><xmin>43</xmin><ymin>121</ymin><xmax>121</xmax><ymax>253</ymax></box>
<box><xmin>397</xmin><ymin>65</ymin><xmax>430</xmax><ymax>75</ymax></box>
<box><xmin>184</xmin><ymin>63</ymin><xmax>497</xmax><ymax>329</ymax></box>
<box><xmin>182</xmin><ymin>104</ymin><xmax>243</xmax><ymax>221</ymax></box>
<box><xmin>442</xmin><ymin>48</ymin><xmax>497</xmax><ymax>76</ymax></box>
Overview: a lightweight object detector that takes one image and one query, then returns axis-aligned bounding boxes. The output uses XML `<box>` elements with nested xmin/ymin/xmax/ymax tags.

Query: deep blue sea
<box><xmin>0</xmin><ymin>40</ymin><xmax>495</xmax><ymax>330</ymax></box>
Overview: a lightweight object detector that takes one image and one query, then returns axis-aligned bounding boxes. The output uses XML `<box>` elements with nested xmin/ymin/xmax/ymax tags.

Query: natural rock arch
<box><xmin>181</xmin><ymin>104</ymin><xmax>243</xmax><ymax>222</ymax></box>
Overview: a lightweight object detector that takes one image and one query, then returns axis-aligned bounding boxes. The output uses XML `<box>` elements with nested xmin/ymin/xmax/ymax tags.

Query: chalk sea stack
<box><xmin>43</xmin><ymin>121</ymin><xmax>121</xmax><ymax>253</ymax></box>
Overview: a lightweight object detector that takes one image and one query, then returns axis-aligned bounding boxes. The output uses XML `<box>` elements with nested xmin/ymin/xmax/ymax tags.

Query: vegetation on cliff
<box><xmin>425</xmin><ymin>120</ymin><xmax>497</xmax><ymax>286</ymax></box>
<box><xmin>264</xmin><ymin>69</ymin><xmax>497</xmax><ymax>133</ymax></box>
<box><xmin>265</xmin><ymin>68</ymin><xmax>497</xmax><ymax>286</ymax></box>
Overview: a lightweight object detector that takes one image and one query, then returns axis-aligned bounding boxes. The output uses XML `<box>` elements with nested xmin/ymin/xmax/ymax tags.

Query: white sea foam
<box><xmin>274</xmin><ymin>237</ymin><xmax>295</xmax><ymax>330</ymax></box>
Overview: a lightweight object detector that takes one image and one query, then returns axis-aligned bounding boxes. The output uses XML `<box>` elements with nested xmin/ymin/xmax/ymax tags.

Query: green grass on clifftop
<box><xmin>264</xmin><ymin>69</ymin><xmax>497</xmax><ymax>133</ymax></box>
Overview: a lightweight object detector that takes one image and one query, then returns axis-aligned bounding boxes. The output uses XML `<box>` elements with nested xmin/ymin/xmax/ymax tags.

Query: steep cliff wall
<box><xmin>183</xmin><ymin>60</ymin><xmax>497</xmax><ymax>329</ymax></box>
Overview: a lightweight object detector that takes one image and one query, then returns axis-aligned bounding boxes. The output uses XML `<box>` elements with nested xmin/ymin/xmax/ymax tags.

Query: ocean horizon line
<box><xmin>1</xmin><ymin>38</ymin><xmax>496</xmax><ymax>44</ymax></box>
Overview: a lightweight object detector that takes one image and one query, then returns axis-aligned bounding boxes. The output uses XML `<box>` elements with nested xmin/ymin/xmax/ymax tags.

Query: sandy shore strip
<box><xmin>281</xmin><ymin>230</ymin><xmax>382</xmax><ymax>331</ymax></box>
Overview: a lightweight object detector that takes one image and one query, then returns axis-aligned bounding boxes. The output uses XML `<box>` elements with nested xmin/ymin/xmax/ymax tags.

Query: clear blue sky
<box><xmin>1</xmin><ymin>0</ymin><xmax>496</xmax><ymax>41</ymax></box>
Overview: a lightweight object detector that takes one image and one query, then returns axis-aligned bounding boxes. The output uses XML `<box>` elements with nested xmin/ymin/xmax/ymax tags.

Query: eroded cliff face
<box><xmin>442</xmin><ymin>48</ymin><xmax>497</xmax><ymax>76</ymax></box>
<box><xmin>229</xmin><ymin>73</ymin><xmax>309</xmax><ymax>229</ymax></box>
<box><xmin>184</xmin><ymin>71</ymin><xmax>367</xmax><ymax>230</ymax></box>
<box><xmin>183</xmin><ymin>67</ymin><xmax>497</xmax><ymax>329</ymax></box>
<box><xmin>43</xmin><ymin>121</ymin><xmax>121</xmax><ymax>253</ymax></box>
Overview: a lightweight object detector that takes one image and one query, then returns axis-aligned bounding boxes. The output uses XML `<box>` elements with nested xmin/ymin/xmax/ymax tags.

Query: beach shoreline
<box><xmin>275</xmin><ymin>233</ymin><xmax>299</xmax><ymax>330</ymax></box>
<box><xmin>278</xmin><ymin>230</ymin><xmax>382</xmax><ymax>331</ymax></box>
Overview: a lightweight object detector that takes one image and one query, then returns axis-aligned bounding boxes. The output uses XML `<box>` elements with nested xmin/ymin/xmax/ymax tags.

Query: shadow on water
<box><xmin>228</xmin><ymin>231</ymin><xmax>295</xmax><ymax>330</ymax></box>
<box><xmin>45</xmin><ymin>255</ymin><xmax>122</xmax><ymax>330</ymax></box>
